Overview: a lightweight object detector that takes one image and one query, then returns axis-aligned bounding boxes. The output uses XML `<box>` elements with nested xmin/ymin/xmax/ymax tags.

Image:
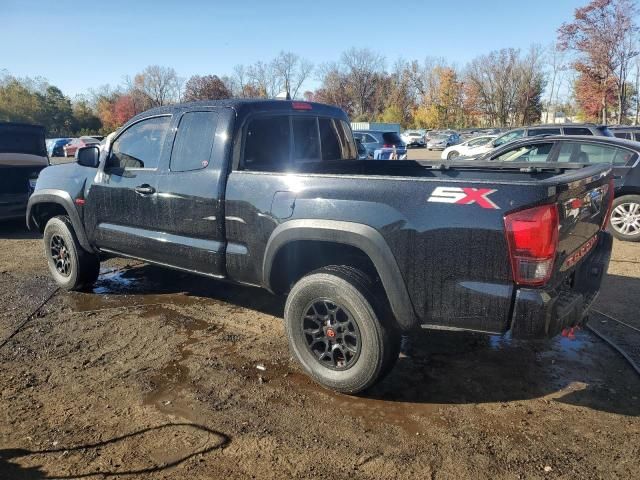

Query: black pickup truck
<box><xmin>27</xmin><ymin>100</ymin><xmax>614</xmax><ymax>393</ymax></box>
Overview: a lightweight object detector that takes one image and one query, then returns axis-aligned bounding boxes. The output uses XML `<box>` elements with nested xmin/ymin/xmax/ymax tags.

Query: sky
<box><xmin>1</xmin><ymin>0</ymin><xmax>590</xmax><ymax>97</ymax></box>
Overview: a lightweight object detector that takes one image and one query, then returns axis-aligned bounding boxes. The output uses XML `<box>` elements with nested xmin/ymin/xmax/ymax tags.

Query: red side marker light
<box><xmin>75</xmin><ymin>198</ymin><xmax>86</xmax><ymax>206</ymax></box>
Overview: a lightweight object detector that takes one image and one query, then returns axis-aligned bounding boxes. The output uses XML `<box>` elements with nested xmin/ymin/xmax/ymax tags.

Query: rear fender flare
<box><xmin>263</xmin><ymin>219</ymin><xmax>417</xmax><ymax>330</ymax></box>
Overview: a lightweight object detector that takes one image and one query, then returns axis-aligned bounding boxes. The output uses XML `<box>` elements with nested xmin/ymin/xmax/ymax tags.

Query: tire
<box><xmin>447</xmin><ymin>151</ymin><xmax>459</xmax><ymax>160</ymax></box>
<box><xmin>284</xmin><ymin>266</ymin><xmax>400</xmax><ymax>394</ymax></box>
<box><xmin>609</xmin><ymin>195</ymin><xmax>640</xmax><ymax>242</ymax></box>
<box><xmin>43</xmin><ymin>216</ymin><xmax>100</xmax><ymax>290</ymax></box>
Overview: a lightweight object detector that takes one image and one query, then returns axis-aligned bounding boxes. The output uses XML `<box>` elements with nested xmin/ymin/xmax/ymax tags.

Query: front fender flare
<box><xmin>27</xmin><ymin>189</ymin><xmax>94</xmax><ymax>253</ymax></box>
<box><xmin>263</xmin><ymin>219</ymin><xmax>417</xmax><ymax>330</ymax></box>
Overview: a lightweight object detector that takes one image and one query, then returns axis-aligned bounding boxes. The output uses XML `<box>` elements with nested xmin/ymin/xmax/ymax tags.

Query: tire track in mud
<box><xmin>588</xmin><ymin>310</ymin><xmax>640</xmax><ymax>376</ymax></box>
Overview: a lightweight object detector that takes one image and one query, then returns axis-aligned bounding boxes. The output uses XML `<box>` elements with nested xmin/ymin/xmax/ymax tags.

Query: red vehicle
<box><xmin>63</xmin><ymin>137</ymin><xmax>100</xmax><ymax>157</ymax></box>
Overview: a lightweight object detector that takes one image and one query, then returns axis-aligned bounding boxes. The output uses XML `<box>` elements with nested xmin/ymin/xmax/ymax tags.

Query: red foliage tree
<box><xmin>113</xmin><ymin>95</ymin><xmax>137</xmax><ymax>126</ymax></box>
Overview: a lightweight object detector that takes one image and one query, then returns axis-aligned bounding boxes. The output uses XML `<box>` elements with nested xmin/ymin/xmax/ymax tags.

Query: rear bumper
<box><xmin>510</xmin><ymin>232</ymin><xmax>613</xmax><ymax>339</ymax></box>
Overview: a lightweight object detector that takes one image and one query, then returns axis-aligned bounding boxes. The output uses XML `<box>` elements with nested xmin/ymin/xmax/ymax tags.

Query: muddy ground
<box><xmin>0</xmin><ymin>219</ymin><xmax>639</xmax><ymax>479</ymax></box>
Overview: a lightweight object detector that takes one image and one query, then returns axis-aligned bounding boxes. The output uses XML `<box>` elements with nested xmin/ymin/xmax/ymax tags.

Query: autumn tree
<box><xmin>559</xmin><ymin>0</ymin><xmax>639</xmax><ymax>123</ymax></box>
<box><xmin>132</xmin><ymin>65</ymin><xmax>182</xmax><ymax>107</ymax></box>
<box><xmin>183</xmin><ymin>75</ymin><xmax>232</xmax><ymax>101</ymax></box>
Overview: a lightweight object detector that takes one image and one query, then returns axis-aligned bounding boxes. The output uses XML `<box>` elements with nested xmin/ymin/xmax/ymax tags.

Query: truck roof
<box><xmin>128</xmin><ymin>99</ymin><xmax>349</xmax><ymax>125</ymax></box>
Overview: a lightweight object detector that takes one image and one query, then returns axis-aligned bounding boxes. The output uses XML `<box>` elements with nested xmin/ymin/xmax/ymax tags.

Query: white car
<box><xmin>440</xmin><ymin>135</ymin><xmax>497</xmax><ymax>160</ymax></box>
<box><xmin>401</xmin><ymin>130</ymin><xmax>426</xmax><ymax>148</ymax></box>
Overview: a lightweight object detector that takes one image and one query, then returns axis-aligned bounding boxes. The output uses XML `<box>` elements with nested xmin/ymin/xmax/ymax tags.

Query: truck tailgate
<box><xmin>543</xmin><ymin>164</ymin><xmax>612</xmax><ymax>284</ymax></box>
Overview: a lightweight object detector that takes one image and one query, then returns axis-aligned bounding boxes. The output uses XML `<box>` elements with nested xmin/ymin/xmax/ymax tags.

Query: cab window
<box><xmin>107</xmin><ymin>116</ymin><xmax>171</xmax><ymax>170</ymax></box>
<box><xmin>243</xmin><ymin>115</ymin><xmax>291</xmax><ymax>172</ymax></box>
<box><xmin>170</xmin><ymin>111</ymin><xmax>218</xmax><ymax>172</ymax></box>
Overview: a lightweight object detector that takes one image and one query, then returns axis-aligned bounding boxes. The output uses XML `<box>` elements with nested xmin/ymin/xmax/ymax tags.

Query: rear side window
<box><xmin>564</xmin><ymin>127</ymin><xmax>592</xmax><ymax>136</ymax></box>
<box><xmin>243</xmin><ymin>116</ymin><xmax>290</xmax><ymax>172</ymax></box>
<box><xmin>556</xmin><ymin>142</ymin><xmax>636</xmax><ymax>165</ymax></box>
<box><xmin>108</xmin><ymin>116</ymin><xmax>171</xmax><ymax>170</ymax></box>
<box><xmin>170</xmin><ymin>111</ymin><xmax>218</xmax><ymax>172</ymax></box>
<box><xmin>613</xmin><ymin>132</ymin><xmax>632</xmax><ymax>140</ymax></box>
<box><xmin>319</xmin><ymin>118</ymin><xmax>356</xmax><ymax>160</ymax></box>
<box><xmin>528</xmin><ymin>128</ymin><xmax>561</xmax><ymax>136</ymax></box>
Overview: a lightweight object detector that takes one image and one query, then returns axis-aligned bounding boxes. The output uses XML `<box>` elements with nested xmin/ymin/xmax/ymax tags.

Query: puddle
<box><xmin>139</xmin><ymin>305</ymin><xmax>216</xmax><ymax>422</ymax></box>
<box><xmin>279</xmin><ymin>368</ymin><xmax>444</xmax><ymax>435</ymax></box>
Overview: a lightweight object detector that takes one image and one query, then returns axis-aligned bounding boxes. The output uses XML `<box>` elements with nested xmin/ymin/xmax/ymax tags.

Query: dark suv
<box><xmin>491</xmin><ymin>123</ymin><xmax>614</xmax><ymax>149</ymax></box>
<box><xmin>352</xmin><ymin>130</ymin><xmax>407</xmax><ymax>159</ymax></box>
<box><xmin>609</xmin><ymin>126</ymin><xmax>640</xmax><ymax>141</ymax></box>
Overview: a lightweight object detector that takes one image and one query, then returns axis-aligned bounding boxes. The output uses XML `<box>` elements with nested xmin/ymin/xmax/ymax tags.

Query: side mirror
<box><xmin>76</xmin><ymin>145</ymin><xmax>100</xmax><ymax>168</ymax></box>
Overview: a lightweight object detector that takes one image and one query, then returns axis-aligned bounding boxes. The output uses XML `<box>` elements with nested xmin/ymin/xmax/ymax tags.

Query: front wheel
<box><xmin>609</xmin><ymin>195</ymin><xmax>640</xmax><ymax>242</ymax></box>
<box><xmin>43</xmin><ymin>216</ymin><xmax>100</xmax><ymax>290</ymax></box>
<box><xmin>447</xmin><ymin>151</ymin><xmax>459</xmax><ymax>160</ymax></box>
<box><xmin>284</xmin><ymin>266</ymin><xmax>400</xmax><ymax>394</ymax></box>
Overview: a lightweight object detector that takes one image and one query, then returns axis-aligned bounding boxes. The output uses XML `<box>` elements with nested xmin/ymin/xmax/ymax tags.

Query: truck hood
<box><xmin>34</xmin><ymin>162</ymin><xmax>96</xmax><ymax>194</ymax></box>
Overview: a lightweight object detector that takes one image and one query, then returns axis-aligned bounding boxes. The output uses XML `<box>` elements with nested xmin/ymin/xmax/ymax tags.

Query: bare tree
<box><xmin>340</xmin><ymin>48</ymin><xmax>385</xmax><ymax>118</ymax></box>
<box><xmin>545</xmin><ymin>43</ymin><xmax>568</xmax><ymax>122</ymax></box>
<box><xmin>133</xmin><ymin>65</ymin><xmax>182</xmax><ymax>107</ymax></box>
<box><xmin>272</xmin><ymin>51</ymin><xmax>314</xmax><ymax>99</ymax></box>
<box><xmin>247</xmin><ymin>61</ymin><xmax>280</xmax><ymax>98</ymax></box>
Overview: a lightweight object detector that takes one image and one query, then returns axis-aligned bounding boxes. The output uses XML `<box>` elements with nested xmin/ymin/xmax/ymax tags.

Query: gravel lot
<box><xmin>0</xmin><ymin>201</ymin><xmax>639</xmax><ymax>478</ymax></box>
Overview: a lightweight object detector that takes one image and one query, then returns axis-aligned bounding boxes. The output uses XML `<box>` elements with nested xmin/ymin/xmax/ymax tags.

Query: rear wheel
<box><xmin>43</xmin><ymin>216</ymin><xmax>100</xmax><ymax>290</ymax></box>
<box><xmin>609</xmin><ymin>195</ymin><xmax>640</xmax><ymax>242</ymax></box>
<box><xmin>284</xmin><ymin>266</ymin><xmax>400</xmax><ymax>394</ymax></box>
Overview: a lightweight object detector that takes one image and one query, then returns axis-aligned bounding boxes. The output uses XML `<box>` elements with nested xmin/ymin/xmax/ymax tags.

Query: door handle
<box><xmin>134</xmin><ymin>184</ymin><xmax>155</xmax><ymax>195</ymax></box>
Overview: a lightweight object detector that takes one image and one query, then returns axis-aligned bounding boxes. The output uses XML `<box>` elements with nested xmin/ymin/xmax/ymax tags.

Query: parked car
<box><xmin>355</xmin><ymin>138</ymin><xmax>368</xmax><ymax>160</ymax></box>
<box><xmin>352</xmin><ymin>130</ymin><xmax>407</xmax><ymax>159</ymax></box>
<box><xmin>0</xmin><ymin>122</ymin><xmax>48</xmax><ymax>221</ymax></box>
<box><xmin>63</xmin><ymin>136</ymin><xmax>100</xmax><ymax>157</ymax></box>
<box><xmin>441</xmin><ymin>135</ymin><xmax>497</xmax><ymax>160</ymax></box>
<box><xmin>401</xmin><ymin>130</ymin><xmax>426</xmax><ymax>148</ymax></box>
<box><xmin>46</xmin><ymin>138</ymin><xmax>72</xmax><ymax>157</ymax></box>
<box><xmin>427</xmin><ymin>132</ymin><xmax>460</xmax><ymax>150</ymax></box>
<box><xmin>28</xmin><ymin>100</ymin><xmax>613</xmax><ymax>393</ymax></box>
<box><xmin>468</xmin><ymin>135</ymin><xmax>640</xmax><ymax>242</ymax></box>
<box><xmin>608</xmin><ymin>126</ymin><xmax>640</xmax><ymax>141</ymax></box>
<box><xmin>490</xmin><ymin>123</ymin><xmax>614</xmax><ymax>150</ymax></box>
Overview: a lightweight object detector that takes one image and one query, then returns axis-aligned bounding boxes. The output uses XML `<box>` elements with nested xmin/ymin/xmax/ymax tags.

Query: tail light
<box><xmin>504</xmin><ymin>204</ymin><xmax>559</xmax><ymax>286</ymax></box>
<box><xmin>601</xmin><ymin>178</ymin><xmax>615</xmax><ymax>230</ymax></box>
<box><xmin>383</xmin><ymin>144</ymin><xmax>393</xmax><ymax>148</ymax></box>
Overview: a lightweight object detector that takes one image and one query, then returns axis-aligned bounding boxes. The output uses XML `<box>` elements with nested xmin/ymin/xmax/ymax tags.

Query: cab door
<box><xmin>153</xmin><ymin>108</ymin><xmax>230</xmax><ymax>277</ymax></box>
<box><xmin>84</xmin><ymin>115</ymin><xmax>173</xmax><ymax>261</ymax></box>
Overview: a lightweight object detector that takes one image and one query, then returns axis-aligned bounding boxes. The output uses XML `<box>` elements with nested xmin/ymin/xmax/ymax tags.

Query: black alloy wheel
<box><xmin>301</xmin><ymin>299</ymin><xmax>361</xmax><ymax>370</ymax></box>
<box><xmin>50</xmin><ymin>234</ymin><xmax>72</xmax><ymax>276</ymax></box>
